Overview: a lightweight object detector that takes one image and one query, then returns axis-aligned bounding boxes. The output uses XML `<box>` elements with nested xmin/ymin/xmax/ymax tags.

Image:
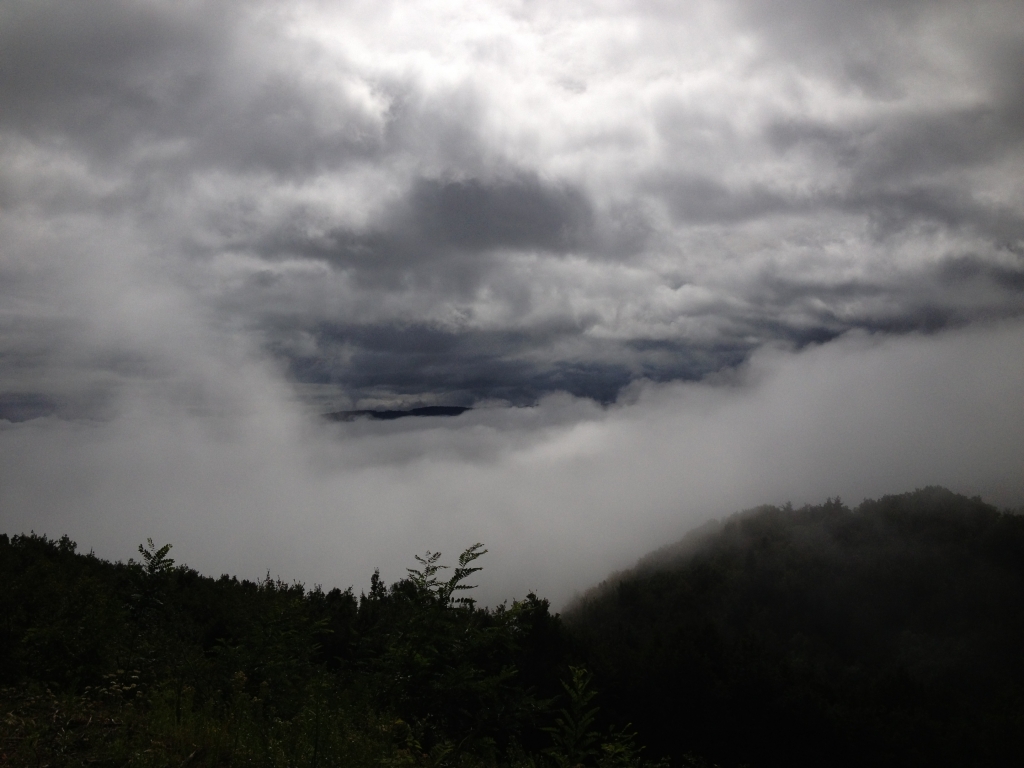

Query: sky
<box><xmin>1</xmin><ymin>0</ymin><xmax>1023</xmax><ymax>606</ymax></box>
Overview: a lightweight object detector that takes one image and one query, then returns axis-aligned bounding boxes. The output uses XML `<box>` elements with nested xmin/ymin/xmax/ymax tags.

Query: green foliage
<box><xmin>137</xmin><ymin>538</ymin><xmax>175</xmax><ymax>577</ymax></box>
<box><xmin>7</xmin><ymin>486</ymin><xmax>1020</xmax><ymax>767</ymax></box>
<box><xmin>0</xmin><ymin>536</ymin><xmax>635</xmax><ymax>768</ymax></box>
<box><xmin>542</xmin><ymin>667</ymin><xmax>651</xmax><ymax>768</ymax></box>
<box><xmin>544</xmin><ymin>667</ymin><xmax>600</xmax><ymax>767</ymax></box>
<box><xmin>406</xmin><ymin>543</ymin><xmax>487</xmax><ymax>606</ymax></box>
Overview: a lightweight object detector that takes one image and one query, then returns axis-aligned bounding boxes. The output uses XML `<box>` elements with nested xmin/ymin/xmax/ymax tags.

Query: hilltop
<box><xmin>565</xmin><ymin>487</ymin><xmax>1024</xmax><ymax>767</ymax></box>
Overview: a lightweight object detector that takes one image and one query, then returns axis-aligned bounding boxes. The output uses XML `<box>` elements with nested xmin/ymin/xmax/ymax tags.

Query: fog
<box><xmin>1</xmin><ymin>0</ymin><xmax>1023</xmax><ymax>606</ymax></box>
<box><xmin>2</xmin><ymin>319</ymin><xmax>1020</xmax><ymax>607</ymax></box>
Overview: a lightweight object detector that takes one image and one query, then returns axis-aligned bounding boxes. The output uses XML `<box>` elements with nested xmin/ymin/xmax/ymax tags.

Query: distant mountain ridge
<box><xmin>325</xmin><ymin>405</ymin><xmax>471</xmax><ymax>421</ymax></box>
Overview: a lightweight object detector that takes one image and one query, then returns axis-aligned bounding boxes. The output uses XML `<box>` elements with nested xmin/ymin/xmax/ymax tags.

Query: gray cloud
<box><xmin>1</xmin><ymin>0</ymin><xmax>1023</xmax><ymax>596</ymax></box>
<box><xmin>404</xmin><ymin>176</ymin><xmax>594</xmax><ymax>253</ymax></box>
<box><xmin>0</xmin><ymin>0</ymin><xmax>392</xmax><ymax>181</ymax></box>
<box><xmin>2</xmin><ymin>2</ymin><xmax>1019</xmax><ymax>403</ymax></box>
<box><xmin>268</xmin><ymin>174</ymin><xmax>595</xmax><ymax>279</ymax></box>
<box><xmin>0</xmin><ymin>0</ymin><xmax>229</xmax><ymax>156</ymax></box>
<box><xmin>282</xmin><ymin>322</ymin><xmax>742</xmax><ymax>406</ymax></box>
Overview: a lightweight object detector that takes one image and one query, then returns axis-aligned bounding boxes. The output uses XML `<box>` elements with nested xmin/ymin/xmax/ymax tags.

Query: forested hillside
<box><xmin>0</xmin><ymin>539</ymin><xmax>639</xmax><ymax>768</ymax></box>
<box><xmin>4</xmin><ymin>487</ymin><xmax>1024</xmax><ymax>767</ymax></box>
<box><xmin>565</xmin><ymin>487</ymin><xmax>1024</xmax><ymax>768</ymax></box>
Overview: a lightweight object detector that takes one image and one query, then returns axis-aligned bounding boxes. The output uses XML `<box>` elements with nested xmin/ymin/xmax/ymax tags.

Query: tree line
<box><xmin>0</xmin><ymin>535</ymin><xmax>649</xmax><ymax>767</ymax></box>
<box><xmin>4</xmin><ymin>486</ymin><xmax>1024</xmax><ymax>766</ymax></box>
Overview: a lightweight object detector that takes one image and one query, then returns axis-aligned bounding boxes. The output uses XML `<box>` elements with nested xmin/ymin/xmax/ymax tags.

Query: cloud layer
<box><xmin>1</xmin><ymin>0</ymin><xmax>1023</xmax><ymax>600</ymax></box>
<box><xmin>2</xmin><ymin>0</ymin><xmax>1023</xmax><ymax>412</ymax></box>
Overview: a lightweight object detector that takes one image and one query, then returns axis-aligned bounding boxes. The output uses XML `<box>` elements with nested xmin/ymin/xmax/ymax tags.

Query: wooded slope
<box><xmin>565</xmin><ymin>487</ymin><xmax>1024</xmax><ymax>768</ymax></box>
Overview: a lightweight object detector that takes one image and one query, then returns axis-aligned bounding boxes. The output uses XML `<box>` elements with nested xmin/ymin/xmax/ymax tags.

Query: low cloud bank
<box><xmin>2</xmin><ymin>320</ymin><xmax>1021</xmax><ymax>608</ymax></box>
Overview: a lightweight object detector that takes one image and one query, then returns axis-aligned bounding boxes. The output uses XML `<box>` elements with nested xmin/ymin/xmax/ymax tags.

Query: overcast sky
<box><xmin>1</xmin><ymin>0</ymin><xmax>1023</xmax><ymax>605</ymax></box>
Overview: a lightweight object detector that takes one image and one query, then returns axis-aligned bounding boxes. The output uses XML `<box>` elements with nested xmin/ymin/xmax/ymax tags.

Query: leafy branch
<box><xmin>406</xmin><ymin>543</ymin><xmax>488</xmax><ymax>607</ymax></box>
<box><xmin>137</xmin><ymin>538</ymin><xmax>174</xmax><ymax>577</ymax></box>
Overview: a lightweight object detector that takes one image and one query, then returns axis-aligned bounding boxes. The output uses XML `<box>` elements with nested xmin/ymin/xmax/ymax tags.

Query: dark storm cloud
<box><xmin>281</xmin><ymin>321</ymin><xmax>747</xmax><ymax>406</ymax></box>
<box><xmin>0</xmin><ymin>393</ymin><xmax>56</xmax><ymax>423</ymax></box>
<box><xmin>269</xmin><ymin>174</ymin><xmax>594</xmax><ymax>276</ymax></box>
<box><xmin>405</xmin><ymin>176</ymin><xmax>594</xmax><ymax>253</ymax></box>
<box><xmin>1</xmin><ymin>0</ymin><xmax>1023</xmax><ymax>410</ymax></box>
